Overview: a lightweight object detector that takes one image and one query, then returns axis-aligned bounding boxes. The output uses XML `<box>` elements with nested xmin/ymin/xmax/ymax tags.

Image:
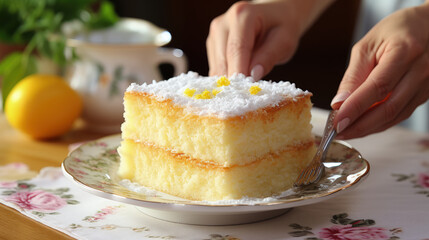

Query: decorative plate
<box><xmin>62</xmin><ymin>134</ymin><xmax>369</xmax><ymax>225</ymax></box>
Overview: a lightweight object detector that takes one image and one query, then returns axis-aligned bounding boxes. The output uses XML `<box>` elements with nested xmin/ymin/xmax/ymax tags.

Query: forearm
<box><xmin>253</xmin><ymin>0</ymin><xmax>336</xmax><ymax>35</ymax></box>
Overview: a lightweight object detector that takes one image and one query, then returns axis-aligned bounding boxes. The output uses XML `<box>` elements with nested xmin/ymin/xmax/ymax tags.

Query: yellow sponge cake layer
<box><xmin>122</xmin><ymin>92</ymin><xmax>314</xmax><ymax>166</ymax></box>
<box><xmin>118</xmin><ymin>138</ymin><xmax>315</xmax><ymax>201</ymax></box>
<box><xmin>119</xmin><ymin>72</ymin><xmax>316</xmax><ymax>201</ymax></box>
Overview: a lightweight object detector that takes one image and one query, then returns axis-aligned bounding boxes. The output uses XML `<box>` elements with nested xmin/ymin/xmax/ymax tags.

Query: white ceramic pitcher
<box><xmin>66</xmin><ymin>18</ymin><xmax>187</xmax><ymax>133</ymax></box>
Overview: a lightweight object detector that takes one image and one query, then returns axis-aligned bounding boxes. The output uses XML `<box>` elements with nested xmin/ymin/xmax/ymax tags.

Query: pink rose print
<box><xmin>96</xmin><ymin>142</ymin><xmax>108</xmax><ymax>147</ymax></box>
<box><xmin>5</xmin><ymin>190</ymin><xmax>67</xmax><ymax>211</ymax></box>
<box><xmin>68</xmin><ymin>168</ymin><xmax>87</xmax><ymax>178</ymax></box>
<box><xmin>417</xmin><ymin>173</ymin><xmax>429</xmax><ymax>188</ymax></box>
<box><xmin>84</xmin><ymin>206</ymin><xmax>121</xmax><ymax>222</ymax></box>
<box><xmin>107</xmin><ymin>149</ymin><xmax>117</xmax><ymax>155</ymax></box>
<box><xmin>0</xmin><ymin>181</ymin><xmax>18</xmax><ymax>188</ymax></box>
<box><xmin>318</xmin><ymin>225</ymin><xmax>389</xmax><ymax>240</ymax></box>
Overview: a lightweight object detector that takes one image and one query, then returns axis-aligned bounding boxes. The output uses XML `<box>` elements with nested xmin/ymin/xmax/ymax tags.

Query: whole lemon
<box><xmin>5</xmin><ymin>74</ymin><xmax>82</xmax><ymax>139</ymax></box>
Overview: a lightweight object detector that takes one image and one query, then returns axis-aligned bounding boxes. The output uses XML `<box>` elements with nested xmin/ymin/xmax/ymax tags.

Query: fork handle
<box><xmin>317</xmin><ymin>110</ymin><xmax>338</xmax><ymax>160</ymax></box>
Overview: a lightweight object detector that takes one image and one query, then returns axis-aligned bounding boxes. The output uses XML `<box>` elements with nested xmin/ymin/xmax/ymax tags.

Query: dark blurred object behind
<box><xmin>112</xmin><ymin>0</ymin><xmax>361</xmax><ymax>109</ymax></box>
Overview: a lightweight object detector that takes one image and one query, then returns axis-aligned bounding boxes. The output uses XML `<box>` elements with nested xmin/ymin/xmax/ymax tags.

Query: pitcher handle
<box><xmin>156</xmin><ymin>48</ymin><xmax>188</xmax><ymax>76</ymax></box>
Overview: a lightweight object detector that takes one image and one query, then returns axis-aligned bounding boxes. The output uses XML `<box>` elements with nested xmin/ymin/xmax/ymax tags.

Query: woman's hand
<box><xmin>206</xmin><ymin>0</ymin><xmax>334</xmax><ymax>79</ymax></box>
<box><xmin>332</xmin><ymin>2</ymin><xmax>429</xmax><ymax>139</ymax></box>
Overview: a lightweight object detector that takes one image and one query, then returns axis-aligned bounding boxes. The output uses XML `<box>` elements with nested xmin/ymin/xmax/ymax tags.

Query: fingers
<box><xmin>331</xmin><ymin>3</ymin><xmax>429</xmax><ymax>139</ymax></box>
<box><xmin>206</xmin><ymin>1</ymin><xmax>305</xmax><ymax>79</ymax></box>
<box><xmin>336</xmin><ymin>51</ymin><xmax>429</xmax><ymax>139</ymax></box>
<box><xmin>207</xmin><ymin>1</ymin><xmax>260</xmax><ymax>77</ymax></box>
<box><xmin>338</xmin><ymin>85</ymin><xmax>428</xmax><ymax>139</ymax></box>
<box><xmin>225</xmin><ymin>1</ymin><xmax>259</xmax><ymax>76</ymax></box>
<box><xmin>207</xmin><ymin>16</ymin><xmax>228</xmax><ymax>76</ymax></box>
<box><xmin>333</xmin><ymin>41</ymin><xmax>415</xmax><ymax>135</ymax></box>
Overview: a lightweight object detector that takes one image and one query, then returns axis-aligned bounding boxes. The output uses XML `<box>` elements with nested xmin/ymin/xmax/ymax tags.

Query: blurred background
<box><xmin>111</xmin><ymin>0</ymin><xmax>428</xmax><ymax>132</ymax></box>
<box><xmin>1</xmin><ymin>0</ymin><xmax>427</xmax><ymax>135</ymax></box>
<box><xmin>110</xmin><ymin>0</ymin><xmax>361</xmax><ymax>110</ymax></box>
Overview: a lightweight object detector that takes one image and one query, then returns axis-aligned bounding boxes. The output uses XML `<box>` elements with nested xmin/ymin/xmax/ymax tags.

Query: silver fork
<box><xmin>294</xmin><ymin>110</ymin><xmax>338</xmax><ymax>187</ymax></box>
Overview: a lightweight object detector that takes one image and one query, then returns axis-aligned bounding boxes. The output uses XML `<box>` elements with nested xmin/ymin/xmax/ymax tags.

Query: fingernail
<box><xmin>331</xmin><ymin>92</ymin><xmax>351</xmax><ymax>108</ymax></box>
<box><xmin>251</xmin><ymin>65</ymin><xmax>264</xmax><ymax>81</ymax></box>
<box><xmin>337</xmin><ymin>118</ymin><xmax>350</xmax><ymax>134</ymax></box>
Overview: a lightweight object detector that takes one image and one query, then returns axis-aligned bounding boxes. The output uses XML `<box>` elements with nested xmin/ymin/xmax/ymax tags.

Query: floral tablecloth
<box><xmin>1</xmin><ymin>108</ymin><xmax>429</xmax><ymax>240</ymax></box>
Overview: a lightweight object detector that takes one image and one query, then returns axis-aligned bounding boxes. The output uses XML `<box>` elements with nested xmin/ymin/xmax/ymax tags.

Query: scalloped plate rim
<box><xmin>62</xmin><ymin>134</ymin><xmax>370</xmax><ymax>213</ymax></box>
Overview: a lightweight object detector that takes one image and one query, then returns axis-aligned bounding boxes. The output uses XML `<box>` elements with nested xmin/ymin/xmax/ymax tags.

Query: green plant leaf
<box><xmin>67</xmin><ymin>199</ymin><xmax>80</xmax><ymax>205</ymax></box>
<box><xmin>289</xmin><ymin>230</ymin><xmax>313</xmax><ymax>237</ymax></box>
<box><xmin>86</xmin><ymin>1</ymin><xmax>119</xmax><ymax>29</ymax></box>
<box><xmin>1</xmin><ymin>190</ymin><xmax>16</xmax><ymax>196</ymax></box>
<box><xmin>54</xmin><ymin>187</ymin><xmax>70</xmax><ymax>193</ymax></box>
<box><xmin>32</xmin><ymin>211</ymin><xmax>46</xmax><ymax>218</ymax></box>
<box><xmin>0</xmin><ymin>53</ymin><xmax>37</xmax><ymax>109</ymax></box>
<box><xmin>51</xmin><ymin>35</ymin><xmax>67</xmax><ymax>66</ymax></box>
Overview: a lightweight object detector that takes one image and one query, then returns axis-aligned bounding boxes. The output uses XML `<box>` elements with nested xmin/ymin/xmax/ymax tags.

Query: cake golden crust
<box><xmin>125</xmin><ymin>91</ymin><xmax>311</xmax><ymax>121</ymax></box>
<box><xmin>122</xmin><ymin>91</ymin><xmax>314</xmax><ymax>166</ymax></box>
<box><xmin>118</xmin><ymin>138</ymin><xmax>315</xmax><ymax>200</ymax></box>
<box><xmin>131</xmin><ymin>139</ymin><xmax>314</xmax><ymax>170</ymax></box>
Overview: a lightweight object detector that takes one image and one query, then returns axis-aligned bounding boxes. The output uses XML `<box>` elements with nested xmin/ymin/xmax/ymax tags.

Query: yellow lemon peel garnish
<box><xmin>212</xmin><ymin>89</ymin><xmax>222</xmax><ymax>96</ymax></box>
<box><xmin>194</xmin><ymin>90</ymin><xmax>212</xmax><ymax>99</ymax></box>
<box><xmin>184</xmin><ymin>88</ymin><xmax>196</xmax><ymax>97</ymax></box>
<box><xmin>249</xmin><ymin>85</ymin><xmax>262</xmax><ymax>95</ymax></box>
<box><xmin>217</xmin><ymin>76</ymin><xmax>230</xmax><ymax>87</ymax></box>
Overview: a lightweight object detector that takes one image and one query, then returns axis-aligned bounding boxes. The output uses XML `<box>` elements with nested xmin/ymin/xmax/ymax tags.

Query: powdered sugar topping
<box><xmin>127</xmin><ymin>71</ymin><xmax>309</xmax><ymax>118</ymax></box>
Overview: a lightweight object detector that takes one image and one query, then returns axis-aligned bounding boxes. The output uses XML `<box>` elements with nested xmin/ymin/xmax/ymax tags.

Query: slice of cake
<box><xmin>118</xmin><ymin>72</ymin><xmax>316</xmax><ymax>201</ymax></box>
